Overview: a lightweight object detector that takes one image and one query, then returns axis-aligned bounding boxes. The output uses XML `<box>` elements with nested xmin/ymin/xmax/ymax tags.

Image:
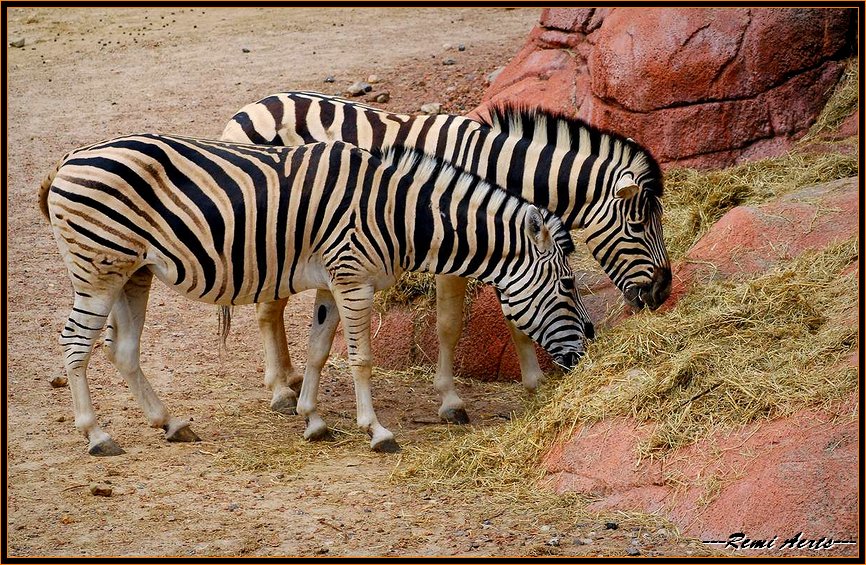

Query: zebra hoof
<box><xmin>303</xmin><ymin>418</ymin><xmax>331</xmax><ymax>441</ymax></box>
<box><xmin>441</xmin><ymin>408</ymin><xmax>470</xmax><ymax>425</ymax></box>
<box><xmin>163</xmin><ymin>421</ymin><xmax>201</xmax><ymax>443</ymax></box>
<box><xmin>270</xmin><ymin>394</ymin><xmax>298</xmax><ymax>416</ymax></box>
<box><xmin>371</xmin><ymin>437</ymin><xmax>401</xmax><ymax>453</ymax></box>
<box><xmin>88</xmin><ymin>438</ymin><xmax>125</xmax><ymax>457</ymax></box>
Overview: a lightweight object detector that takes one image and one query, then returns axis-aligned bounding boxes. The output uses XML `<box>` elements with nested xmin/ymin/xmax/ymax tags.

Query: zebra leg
<box><xmin>504</xmin><ymin>318</ymin><xmax>545</xmax><ymax>392</ymax></box>
<box><xmin>61</xmin><ymin>295</ymin><xmax>123</xmax><ymax>456</ymax></box>
<box><xmin>106</xmin><ymin>269</ymin><xmax>200</xmax><ymax>443</ymax></box>
<box><xmin>433</xmin><ymin>275</ymin><xmax>470</xmax><ymax>424</ymax></box>
<box><xmin>255</xmin><ymin>298</ymin><xmax>302</xmax><ymax>414</ymax></box>
<box><xmin>332</xmin><ymin>283</ymin><xmax>398</xmax><ymax>453</ymax></box>
<box><xmin>296</xmin><ymin>289</ymin><xmax>340</xmax><ymax>441</ymax></box>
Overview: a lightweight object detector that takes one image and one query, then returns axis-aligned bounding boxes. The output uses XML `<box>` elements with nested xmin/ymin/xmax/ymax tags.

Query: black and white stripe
<box><xmin>223</xmin><ymin>91</ymin><xmax>671</xmax><ymax>306</ymax></box>
<box><xmin>41</xmin><ymin>135</ymin><xmax>591</xmax><ymax>453</ymax></box>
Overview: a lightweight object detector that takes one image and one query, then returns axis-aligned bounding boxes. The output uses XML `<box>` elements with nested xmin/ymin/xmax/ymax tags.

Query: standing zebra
<box><xmin>40</xmin><ymin>134</ymin><xmax>591</xmax><ymax>455</ymax></box>
<box><xmin>221</xmin><ymin>91</ymin><xmax>671</xmax><ymax>423</ymax></box>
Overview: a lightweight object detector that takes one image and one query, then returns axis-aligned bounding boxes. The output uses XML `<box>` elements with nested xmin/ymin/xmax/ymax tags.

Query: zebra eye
<box><xmin>629</xmin><ymin>221</ymin><xmax>645</xmax><ymax>233</ymax></box>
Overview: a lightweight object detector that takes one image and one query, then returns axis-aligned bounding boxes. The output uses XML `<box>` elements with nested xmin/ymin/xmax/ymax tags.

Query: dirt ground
<box><xmin>6</xmin><ymin>7</ymin><xmax>714</xmax><ymax>557</ymax></box>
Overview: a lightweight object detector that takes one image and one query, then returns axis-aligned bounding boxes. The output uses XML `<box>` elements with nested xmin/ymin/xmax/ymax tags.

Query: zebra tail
<box><xmin>38</xmin><ymin>154</ymin><xmax>70</xmax><ymax>220</ymax></box>
<box><xmin>218</xmin><ymin>305</ymin><xmax>232</xmax><ymax>350</ymax></box>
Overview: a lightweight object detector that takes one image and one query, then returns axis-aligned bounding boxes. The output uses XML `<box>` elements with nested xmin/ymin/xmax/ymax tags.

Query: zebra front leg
<box><xmin>296</xmin><ymin>289</ymin><xmax>340</xmax><ymax>441</ymax></box>
<box><xmin>504</xmin><ymin>318</ymin><xmax>545</xmax><ymax>392</ymax></box>
<box><xmin>61</xmin><ymin>295</ymin><xmax>123</xmax><ymax>456</ymax></box>
<box><xmin>332</xmin><ymin>283</ymin><xmax>398</xmax><ymax>452</ymax></box>
<box><xmin>434</xmin><ymin>275</ymin><xmax>470</xmax><ymax>424</ymax></box>
<box><xmin>255</xmin><ymin>298</ymin><xmax>303</xmax><ymax>414</ymax></box>
<box><xmin>107</xmin><ymin>270</ymin><xmax>199</xmax><ymax>443</ymax></box>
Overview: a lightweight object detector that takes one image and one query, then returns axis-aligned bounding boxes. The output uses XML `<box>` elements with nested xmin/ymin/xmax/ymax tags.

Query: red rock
<box><xmin>667</xmin><ymin>177</ymin><xmax>858</xmax><ymax>307</ymax></box>
<box><xmin>544</xmin><ymin>392</ymin><xmax>858</xmax><ymax>555</ymax></box>
<box><xmin>477</xmin><ymin>7</ymin><xmax>854</xmax><ymax>169</ymax></box>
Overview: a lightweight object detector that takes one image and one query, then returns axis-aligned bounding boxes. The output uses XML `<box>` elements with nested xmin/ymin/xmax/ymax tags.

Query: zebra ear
<box><xmin>615</xmin><ymin>174</ymin><xmax>640</xmax><ymax>200</ymax></box>
<box><xmin>525</xmin><ymin>205</ymin><xmax>553</xmax><ymax>252</ymax></box>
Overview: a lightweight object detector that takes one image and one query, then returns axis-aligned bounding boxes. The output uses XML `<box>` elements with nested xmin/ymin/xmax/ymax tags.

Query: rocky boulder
<box><xmin>541</xmin><ymin>175</ymin><xmax>859</xmax><ymax>554</ymax></box>
<box><xmin>471</xmin><ymin>8</ymin><xmax>855</xmax><ymax>169</ymax></box>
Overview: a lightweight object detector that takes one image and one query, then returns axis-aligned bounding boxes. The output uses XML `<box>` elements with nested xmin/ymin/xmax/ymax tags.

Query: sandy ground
<box><xmin>5</xmin><ymin>7</ymin><xmax>714</xmax><ymax>557</ymax></box>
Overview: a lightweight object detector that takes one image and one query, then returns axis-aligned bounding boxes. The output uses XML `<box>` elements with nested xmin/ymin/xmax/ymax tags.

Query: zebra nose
<box><xmin>649</xmin><ymin>266</ymin><xmax>672</xmax><ymax>310</ymax></box>
<box><xmin>584</xmin><ymin>322</ymin><xmax>595</xmax><ymax>340</ymax></box>
<box><xmin>556</xmin><ymin>350</ymin><xmax>584</xmax><ymax>371</ymax></box>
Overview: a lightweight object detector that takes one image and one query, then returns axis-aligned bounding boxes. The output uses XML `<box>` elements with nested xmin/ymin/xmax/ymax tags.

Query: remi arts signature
<box><xmin>704</xmin><ymin>532</ymin><xmax>856</xmax><ymax>551</ymax></box>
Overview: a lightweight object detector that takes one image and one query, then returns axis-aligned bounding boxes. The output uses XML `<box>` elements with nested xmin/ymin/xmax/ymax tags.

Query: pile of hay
<box><xmin>400</xmin><ymin>237</ymin><xmax>857</xmax><ymax>489</ymax></box>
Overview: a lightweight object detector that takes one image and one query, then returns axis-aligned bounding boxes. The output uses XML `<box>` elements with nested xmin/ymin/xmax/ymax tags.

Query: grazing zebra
<box><xmin>221</xmin><ymin>91</ymin><xmax>671</xmax><ymax>423</ymax></box>
<box><xmin>40</xmin><ymin>134</ymin><xmax>592</xmax><ymax>455</ymax></box>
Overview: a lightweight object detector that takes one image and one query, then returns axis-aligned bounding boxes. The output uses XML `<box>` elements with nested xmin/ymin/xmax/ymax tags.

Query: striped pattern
<box><xmin>41</xmin><ymin>135</ymin><xmax>591</xmax><ymax>453</ymax></box>
<box><xmin>222</xmin><ymin>91</ymin><xmax>671</xmax><ymax>305</ymax></box>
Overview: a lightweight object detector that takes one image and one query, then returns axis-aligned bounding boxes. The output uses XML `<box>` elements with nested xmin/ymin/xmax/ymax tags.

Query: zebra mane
<box><xmin>377</xmin><ymin>144</ymin><xmax>575</xmax><ymax>256</ymax></box>
<box><xmin>480</xmin><ymin>103</ymin><xmax>664</xmax><ymax>198</ymax></box>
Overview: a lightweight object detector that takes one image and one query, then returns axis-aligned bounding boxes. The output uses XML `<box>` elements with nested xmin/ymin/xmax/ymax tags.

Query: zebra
<box><xmin>40</xmin><ymin>134</ymin><xmax>592</xmax><ymax>455</ymax></box>
<box><xmin>221</xmin><ymin>91</ymin><xmax>671</xmax><ymax>423</ymax></box>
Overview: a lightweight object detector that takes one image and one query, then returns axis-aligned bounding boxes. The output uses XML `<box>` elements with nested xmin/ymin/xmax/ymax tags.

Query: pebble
<box><xmin>9</xmin><ymin>38</ymin><xmax>25</xmax><ymax>48</ymax></box>
<box><xmin>443</xmin><ymin>58</ymin><xmax>456</xmax><ymax>65</ymax></box>
<box><xmin>241</xmin><ymin>47</ymin><xmax>250</xmax><ymax>53</ymax></box>
<box><xmin>367</xmin><ymin>74</ymin><xmax>379</xmax><ymax>84</ymax></box>
<box><xmin>626</xmin><ymin>546</ymin><xmax>641</xmax><ymax>556</ymax></box>
<box><xmin>458</xmin><ymin>43</ymin><xmax>466</xmax><ymax>51</ymax></box>
<box><xmin>420</xmin><ymin>102</ymin><xmax>441</xmax><ymax>115</ymax></box>
<box><xmin>346</xmin><ymin>81</ymin><xmax>372</xmax><ymax>96</ymax></box>
<box><xmin>604</xmin><ymin>522</ymin><xmax>619</xmax><ymax>530</ymax></box>
<box><xmin>49</xmin><ymin>375</ymin><xmax>68</xmax><ymax>388</ymax></box>
<box><xmin>547</xmin><ymin>536</ymin><xmax>561</xmax><ymax>547</ymax></box>
<box><xmin>486</xmin><ymin>66</ymin><xmax>504</xmax><ymax>85</ymax></box>
<box><xmin>578</xmin><ymin>538</ymin><xmax>593</xmax><ymax>545</ymax></box>
<box><xmin>89</xmin><ymin>483</ymin><xmax>113</xmax><ymax>497</ymax></box>
<box><xmin>227</xmin><ymin>503</ymin><xmax>239</xmax><ymax>512</ymax></box>
<box><xmin>374</xmin><ymin>91</ymin><xmax>390</xmax><ymax>103</ymax></box>
<box><xmin>323</xmin><ymin>76</ymin><xmax>335</xmax><ymax>83</ymax></box>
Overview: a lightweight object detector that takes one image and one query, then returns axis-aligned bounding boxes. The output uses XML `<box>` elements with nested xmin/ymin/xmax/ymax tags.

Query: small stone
<box><xmin>49</xmin><ymin>375</ymin><xmax>68</xmax><ymax>388</ymax></box>
<box><xmin>9</xmin><ymin>38</ymin><xmax>25</xmax><ymax>48</ymax></box>
<box><xmin>420</xmin><ymin>102</ymin><xmax>441</xmax><ymax>115</ymax></box>
<box><xmin>89</xmin><ymin>483</ymin><xmax>112</xmax><ymax>497</ymax></box>
<box><xmin>547</xmin><ymin>536</ymin><xmax>561</xmax><ymax>547</ymax></box>
<box><xmin>443</xmin><ymin>58</ymin><xmax>456</xmax><ymax>65</ymax></box>
<box><xmin>241</xmin><ymin>47</ymin><xmax>250</xmax><ymax>53</ymax></box>
<box><xmin>539</xmin><ymin>525</ymin><xmax>551</xmax><ymax>532</ymax></box>
<box><xmin>458</xmin><ymin>43</ymin><xmax>466</xmax><ymax>51</ymax></box>
<box><xmin>374</xmin><ymin>91</ymin><xmax>390</xmax><ymax>103</ymax></box>
<box><xmin>346</xmin><ymin>81</ymin><xmax>372</xmax><ymax>96</ymax></box>
<box><xmin>323</xmin><ymin>75</ymin><xmax>335</xmax><ymax>83</ymax></box>
<box><xmin>579</xmin><ymin>538</ymin><xmax>593</xmax><ymax>545</ymax></box>
<box><xmin>486</xmin><ymin>66</ymin><xmax>504</xmax><ymax>85</ymax></box>
<box><xmin>315</xmin><ymin>547</ymin><xmax>329</xmax><ymax>555</ymax></box>
<box><xmin>366</xmin><ymin>74</ymin><xmax>379</xmax><ymax>84</ymax></box>
<box><xmin>604</xmin><ymin>522</ymin><xmax>619</xmax><ymax>530</ymax></box>
<box><xmin>227</xmin><ymin>503</ymin><xmax>239</xmax><ymax>512</ymax></box>
<box><xmin>56</xmin><ymin>415</ymin><xmax>66</xmax><ymax>422</ymax></box>
<box><xmin>442</xmin><ymin>43</ymin><xmax>451</xmax><ymax>50</ymax></box>
<box><xmin>626</xmin><ymin>546</ymin><xmax>641</xmax><ymax>556</ymax></box>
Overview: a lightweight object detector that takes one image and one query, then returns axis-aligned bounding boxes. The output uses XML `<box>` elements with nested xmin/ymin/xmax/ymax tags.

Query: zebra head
<box><xmin>496</xmin><ymin>205</ymin><xmax>592</xmax><ymax>371</ymax></box>
<box><xmin>583</xmin><ymin>143</ymin><xmax>672</xmax><ymax>311</ymax></box>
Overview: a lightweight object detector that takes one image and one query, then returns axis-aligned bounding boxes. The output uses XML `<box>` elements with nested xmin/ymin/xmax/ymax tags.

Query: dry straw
<box><xmin>399</xmin><ymin>238</ymin><xmax>858</xmax><ymax>490</ymax></box>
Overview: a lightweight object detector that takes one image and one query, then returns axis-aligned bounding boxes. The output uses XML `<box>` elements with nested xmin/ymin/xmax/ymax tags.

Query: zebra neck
<box><xmin>465</xmin><ymin>124</ymin><xmax>626</xmax><ymax>231</ymax></box>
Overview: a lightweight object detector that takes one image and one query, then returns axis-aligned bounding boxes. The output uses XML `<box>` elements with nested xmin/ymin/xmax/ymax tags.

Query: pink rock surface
<box><xmin>474</xmin><ymin>7</ymin><xmax>854</xmax><ymax>169</ymax></box>
<box><xmin>667</xmin><ymin>176</ymin><xmax>858</xmax><ymax>307</ymax></box>
<box><xmin>543</xmin><ymin>392</ymin><xmax>859</xmax><ymax>555</ymax></box>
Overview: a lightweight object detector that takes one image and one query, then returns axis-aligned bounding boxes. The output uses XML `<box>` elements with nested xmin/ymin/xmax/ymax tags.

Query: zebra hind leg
<box><xmin>434</xmin><ymin>275</ymin><xmax>470</xmax><ymax>425</ymax></box>
<box><xmin>107</xmin><ymin>269</ymin><xmax>200</xmax><ymax>443</ymax></box>
<box><xmin>296</xmin><ymin>289</ymin><xmax>340</xmax><ymax>441</ymax></box>
<box><xmin>61</xmin><ymin>295</ymin><xmax>124</xmax><ymax>456</ymax></box>
<box><xmin>255</xmin><ymin>298</ymin><xmax>302</xmax><ymax>414</ymax></box>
